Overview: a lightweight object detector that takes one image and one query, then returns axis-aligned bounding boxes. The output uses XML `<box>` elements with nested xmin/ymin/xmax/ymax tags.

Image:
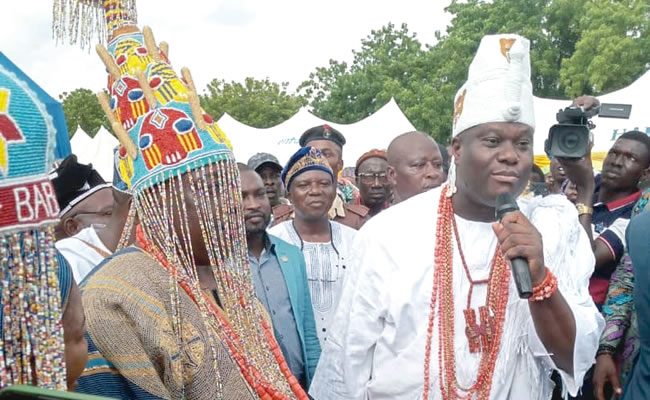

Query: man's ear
<box><xmin>450</xmin><ymin>136</ymin><xmax>462</xmax><ymax>161</ymax></box>
<box><xmin>639</xmin><ymin>167</ymin><xmax>650</xmax><ymax>190</ymax></box>
<box><xmin>62</xmin><ymin>217</ymin><xmax>81</xmax><ymax>238</ymax></box>
<box><xmin>387</xmin><ymin>165</ymin><xmax>397</xmax><ymax>186</ymax></box>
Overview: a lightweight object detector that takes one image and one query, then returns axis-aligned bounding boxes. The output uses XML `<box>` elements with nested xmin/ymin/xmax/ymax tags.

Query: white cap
<box><xmin>446</xmin><ymin>34</ymin><xmax>535</xmax><ymax>197</ymax></box>
<box><xmin>452</xmin><ymin>34</ymin><xmax>535</xmax><ymax>137</ymax></box>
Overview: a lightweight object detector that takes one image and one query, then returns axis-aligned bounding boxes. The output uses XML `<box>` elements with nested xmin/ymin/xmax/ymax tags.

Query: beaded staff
<box><xmin>54</xmin><ymin>0</ymin><xmax>305</xmax><ymax>397</ymax></box>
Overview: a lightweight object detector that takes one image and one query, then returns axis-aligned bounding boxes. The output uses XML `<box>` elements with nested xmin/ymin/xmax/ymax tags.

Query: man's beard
<box><xmin>245</xmin><ymin>214</ymin><xmax>271</xmax><ymax>236</ymax></box>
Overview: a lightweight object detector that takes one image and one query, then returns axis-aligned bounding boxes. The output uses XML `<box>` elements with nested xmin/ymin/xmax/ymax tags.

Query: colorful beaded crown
<box><xmin>0</xmin><ymin>55</ymin><xmax>66</xmax><ymax>389</ymax></box>
<box><xmin>0</xmin><ymin>56</ymin><xmax>59</xmax><ymax>232</ymax></box>
<box><xmin>56</xmin><ymin>1</ymin><xmax>233</xmax><ymax>193</ymax></box>
<box><xmin>95</xmin><ymin>26</ymin><xmax>233</xmax><ymax>193</ymax></box>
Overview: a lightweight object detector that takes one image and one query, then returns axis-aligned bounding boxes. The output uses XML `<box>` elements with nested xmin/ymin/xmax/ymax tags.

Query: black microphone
<box><xmin>495</xmin><ymin>193</ymin><xmax>533</xmax><ymax>299</ymax></box>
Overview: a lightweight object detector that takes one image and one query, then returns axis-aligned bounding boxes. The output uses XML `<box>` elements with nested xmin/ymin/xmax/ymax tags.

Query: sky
<box><xmin>1</xmin><ymin>0</ymin><xmax>453</xmax><ymax>99</ymax></box>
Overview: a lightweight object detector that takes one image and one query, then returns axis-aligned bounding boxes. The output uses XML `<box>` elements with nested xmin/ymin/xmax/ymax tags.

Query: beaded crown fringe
<box><xmin>135</xmin><ymin>160</ymin><xmax>297</xmax><ymax>398</ymax></box>
<box><xmin>53</xmin><ymin>0</ymin><xmax>138</xmax><ymax>49</ymax></box>
<box><xmin>0</xmin><ymin>226</ymin><xmax>66</xmax><ymax>390</ymax></box>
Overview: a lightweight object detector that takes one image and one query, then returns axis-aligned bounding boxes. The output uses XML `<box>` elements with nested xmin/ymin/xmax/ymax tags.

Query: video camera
<box><xmin>544</xmin><ymin>106</ymin><xmax>597</xmax><ymax>159</ymax></box>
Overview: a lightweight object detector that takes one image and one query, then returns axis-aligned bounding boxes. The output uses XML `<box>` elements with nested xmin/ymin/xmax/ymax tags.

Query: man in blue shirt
<box><xmin>238</xmin><ymin>163</ymin><xmax>321</xmax><ymax>389</ymax></box>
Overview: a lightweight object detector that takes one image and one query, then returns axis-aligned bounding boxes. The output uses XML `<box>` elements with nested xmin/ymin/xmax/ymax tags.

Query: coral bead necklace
<box><xmin>423</xmin><ymin>186</ymin><xmax>511</xmax><ymax>400</ymax></box>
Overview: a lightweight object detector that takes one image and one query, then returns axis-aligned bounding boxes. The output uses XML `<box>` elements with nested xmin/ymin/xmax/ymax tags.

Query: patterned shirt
<box><xmin>269</xmin><ymin>221</ymin><xmax>357</xmax><ymax>346</ymax></box>
<box><xmin>338</xmin><ymin>177</ymin><xmax>360</xmax><ymax>205</ymax></box>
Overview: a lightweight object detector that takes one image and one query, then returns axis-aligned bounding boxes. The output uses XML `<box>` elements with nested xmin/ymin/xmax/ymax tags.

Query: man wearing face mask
<box><xmin>56</xmin><ymin>148</ymin><xmax>134</xmax><ymax>282</ymax></box>
<box><xmin>51</xmin><ymin>154</ymin><xmax>113</xmax><ymax>240</ymax></box>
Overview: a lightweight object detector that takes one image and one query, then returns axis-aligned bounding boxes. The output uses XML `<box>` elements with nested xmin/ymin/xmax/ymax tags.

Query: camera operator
<box><xmin>558</xmin><ymin>95</ymin><xmax>650</xmax><ymax>308</ymax></box>
<box><xmin>557</xmin><ymin>96</ymin><xmax>650</xmax><ymax>400</ymax></box>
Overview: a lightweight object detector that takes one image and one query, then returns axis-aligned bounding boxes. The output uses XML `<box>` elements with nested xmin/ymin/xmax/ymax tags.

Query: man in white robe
<box><xmin>269</xmin><ymin>146</ymin><xmax>357</xmax><ymax>346</ymax></box>
<box><xmin>309</xmin><ymin>34</ymin><xmax>604</xmax><ymax>400</ymax></box>
<box><xmin>56</xmin><ymin>148</ymin><xmax>134</xmax><ymax>282</ymax></box>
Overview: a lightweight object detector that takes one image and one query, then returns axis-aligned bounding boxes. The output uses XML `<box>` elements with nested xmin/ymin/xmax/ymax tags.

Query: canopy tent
<box><xmin>533</xmin><ymin>69</ymin><xmax>650</xmax><ymax>171</ymax></box>
<box><xmin>0</xmin><ymin>52</ymin><xmax>71</xmax><ymax>159</ymax></box>
<box><xmin>219</xmin><ymin>98</ymin><xmax>416</xmax><ymax>168</ymax></box>
<box><xmin>69</xmin><ymin>126</ymin><xmax>92</xmax><ymax>153</ymax></box>
<box><xmin>70</xmin><ymin>126</ymin><xmax>118</xmax><ymax>181</ymax></box>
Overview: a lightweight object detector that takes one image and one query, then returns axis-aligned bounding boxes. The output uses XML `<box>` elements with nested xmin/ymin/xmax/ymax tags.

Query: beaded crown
<box><xmin>0</xmin><ymin>55</ymin><xmax>59</xmax><ymax>232</ymax></box>
<box><xmin>0</xmin><ymin>55</ymin><xmax>66</xmax><ymax>390</ymax></box>
<box><xmin>97</xmin><ymin>25</ymin><xmax>233</xmax><ymax>193</ymax></box>
<box><xmin>55</xmin><ymin>1</ymin><xmax>233</xmax><ymax>194</ymax></box>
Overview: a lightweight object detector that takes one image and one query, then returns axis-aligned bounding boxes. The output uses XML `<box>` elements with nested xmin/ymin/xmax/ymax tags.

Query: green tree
<box><xmin>560</xmin><ymin>0</ymin><xmax>650</xmax><ymax>96</ymax></box>
<box><xmin>200</xmin><ymin>77</ymin><xmax>306</xmax><ymax>128</ymax></box>
<box><xmin>303</xmin><ymin>0</ymin><xmax>650</xmax><ymax>144</ymax></box>
<box><xmin>298</xmin><ymin>23</ymin><xmax>438</xmax><ymax>137</ymax></box>
<box><xmin>59</xmin><ymin>88</ymin><xmax>110</xmax><ymax>137</ymax></box>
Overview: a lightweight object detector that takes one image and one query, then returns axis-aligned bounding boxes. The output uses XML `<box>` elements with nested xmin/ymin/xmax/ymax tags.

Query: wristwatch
<box><xmin>575</xmin><ymin>203</ymin><xmax>593</xmax><ymax>216</ymax></box>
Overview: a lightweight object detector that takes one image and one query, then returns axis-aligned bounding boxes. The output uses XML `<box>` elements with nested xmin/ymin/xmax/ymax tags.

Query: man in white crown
<box><xmin>309</xmin><ymin>34</ymin><xmax>604</xmax><ymax>399</ymax></box>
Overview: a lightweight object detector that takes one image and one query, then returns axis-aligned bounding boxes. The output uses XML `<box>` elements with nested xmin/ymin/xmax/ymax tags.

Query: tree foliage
<box><xmin>59</xmin><ymin>88</ymin><xmax>110</xmax><ymax>137</ymax></box>
<box><xmin>59</xmin><ymin>0</ymin><xmax>649</xmax><ymax>143</ymax></box>
<box><xmin>200</xmin><ymin>77</ymin><xmax>306</xmax><ymax>128</ymax></box>
<box><xmin>302</xmin><ymin>0</ymin><xmax>650</xmax><ymax>143</ymax></box>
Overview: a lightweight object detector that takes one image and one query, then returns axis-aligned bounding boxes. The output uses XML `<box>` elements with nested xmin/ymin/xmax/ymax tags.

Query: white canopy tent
<box><xmin>69</xmin><ymin>126</ymin><xmax>92</xmax><ymax>155</ymax></box>
<box><xmin>70</xmin><ymin>126</ymin><xmax>118</xmax><ymax>181</ymax></box>
<box><xmin>219</xmin><ymin>98</ymin><xmax>417</xmax><ymax>168</ymax></box>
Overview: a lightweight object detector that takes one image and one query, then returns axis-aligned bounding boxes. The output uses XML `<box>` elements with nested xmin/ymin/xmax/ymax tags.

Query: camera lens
<box><xmin>559</xmin><ymin>131</ymin><xmax>581</xmax><ymax>152</ymax></box>
<box><xmin>547</xmin><ymin>124</ymin><xmax>590</xmax><ymax>159</ymax></box>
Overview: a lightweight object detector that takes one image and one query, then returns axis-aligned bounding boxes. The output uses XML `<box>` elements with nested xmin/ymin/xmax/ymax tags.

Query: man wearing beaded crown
<box><xmin>309</xmin><ymin>34</ymin><xmax>603</xmax><ymax>399</ymax></box>
<box><xmin>53</xmin><ymin>1</ymin><xmax>308</xmax><ymax>399</ymax></box>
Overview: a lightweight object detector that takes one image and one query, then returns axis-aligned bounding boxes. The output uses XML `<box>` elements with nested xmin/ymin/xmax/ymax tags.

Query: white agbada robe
<box><xmin>56</xmin><ymin>226</ymin><xmax>111</xmax><ymax>283</ymax></box>
<box><xmin>269</xmin><ymin>220</ymin><xmax>356</xmax><ymax>346</ymax></box>
<box><xmin>309</xmin><ymin>186</ymin><xmax>604</xmax><ymax>400</ymax></box>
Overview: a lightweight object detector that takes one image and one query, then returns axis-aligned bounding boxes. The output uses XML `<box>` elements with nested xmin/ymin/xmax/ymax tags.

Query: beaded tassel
<box><xmin>53</xmin><ymin>0</ymin><xmax>137</xmax><ymax>48</ymax></box>
<box><xmin>134</xmin><ymin>158</ymin><xmax>305</xmax><ymax>399</ymax></box>
<box><xmin>0</xmin><ymin>228</ymin><xmax>66</xmax><ymax>390</ymax></box>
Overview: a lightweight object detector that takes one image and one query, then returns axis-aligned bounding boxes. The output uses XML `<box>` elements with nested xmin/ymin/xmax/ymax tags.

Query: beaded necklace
<box><xmin>452</xmin><ymin>216</ymin><xmax>495</xmax><ymax>355</ymax></box>
<box><xmin>423</xmin><ymin>186</ymin><xmax>511</xmax><ymax>400</ymax></box>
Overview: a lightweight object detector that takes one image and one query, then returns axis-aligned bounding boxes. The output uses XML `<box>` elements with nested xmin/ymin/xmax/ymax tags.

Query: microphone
<box><xmin>495</xmin><ymin>193</ymin><xmax>533</xmax><ymax>299</ymax></box>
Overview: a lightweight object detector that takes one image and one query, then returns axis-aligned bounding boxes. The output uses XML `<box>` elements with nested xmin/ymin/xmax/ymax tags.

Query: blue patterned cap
<box><xmin>281</xmin><ymin>146</ymin><xmax>334</xmax><ymax>191</ymax></box>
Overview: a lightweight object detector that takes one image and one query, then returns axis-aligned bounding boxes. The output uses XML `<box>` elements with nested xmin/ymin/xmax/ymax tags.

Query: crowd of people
<box><xmin>2</xmin><ymin>1</ymin><xmax>650</xmax><ymax>400</ymax></box>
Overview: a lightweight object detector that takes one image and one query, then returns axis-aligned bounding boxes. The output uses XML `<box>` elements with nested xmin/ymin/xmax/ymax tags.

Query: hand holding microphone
<box><xmin>494</xmin><ymin>193</ymin><xmax>546</xmax><ymax>299</ymax></box>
